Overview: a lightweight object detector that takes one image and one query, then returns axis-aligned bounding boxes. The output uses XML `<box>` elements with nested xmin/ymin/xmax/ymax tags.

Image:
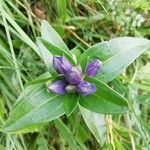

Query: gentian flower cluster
<box><xmin>48</xmin><ymin>56</ymin><xmax>102</xmax><ymax>96</ymax></box>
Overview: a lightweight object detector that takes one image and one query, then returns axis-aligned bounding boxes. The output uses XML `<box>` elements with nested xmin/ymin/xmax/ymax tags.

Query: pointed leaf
<box><xmin>36</xmin><ymin>38</ymin><xmax>57</xmax><ymax>76</ymax></box>
<box><xmin>1</xmin><ymin>84</ymin><xmax>64</xmax><ymax>133</ymax></box>
<box><xmin>41</xmin><ymin>20</ymin><xmax>69</xmax><ymax>52</ymax></box>
<box><xmin>80</xmin><ymin>37</ymin><xmax>150</xmax><ymax>82</ymax></box>
<box><xmin>63</xmin><ymin>93</ymin><xmax>78</xmax><ymax>116</ymax></box>
<box><xmin>80</xmin><ymin>106</ymin><xmax>106</xmax><ymax>145</ymax></box>
<box><xmin>55</xmin><ymin>119</ymin><xmax>80</xmax><ymax>150</ymax></box>
<box><xmin>40</xmin><ymin>38</ymin><xmax>76</xmax><ymax>65</ymax></box>
<box><xmin>79</xmin><ymin>77</ymin><xmax>128</xmax><ymax>114</ymax></box>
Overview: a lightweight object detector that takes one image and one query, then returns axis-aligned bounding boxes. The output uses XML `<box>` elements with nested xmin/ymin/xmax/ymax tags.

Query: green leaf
<box><xmin>137</xmin><ymin>94</ymin><xmax>150</xmax><ymax>104</ymax></box>
<box><xmin>0</xmin><ymin>97</ymin><xmax>5</xmax><ymax>124</ymax></box>
<box><xmin>55</xmin><ymin>119</ymin><xmax>80</xmax><ymax>150</ymax></box>
<box><xmin>63</xmin><ymin>93</ymin><xmax>78</xmax><ymax>116</ymax></box>
<box><xmin>79</xmin><ymin>77</ymin><xmax>128</xmax><ymax>114</ymax></box>
<box><xmin>35</xmin><ymin>134</ymin><xmax>49</xmax><ymax>150</ymax></box>
<box><xmin>40</xmin><ymin>38</ymin><xmax>76</xmax><ymax>65</ymax></box>
<box><xmin>80</xmin><ymin>37</ymin><xmax>150</xmax><ymax>82</ymax></box>
<box><xmin>41</xmin><ymin>20</ymin><xmax>77</xmax><ymax>65</ymax></box>
<box><xmin>1</xmin><ymin>8</ymin><xmax>39</xmax><ymax>55</ymax></box>
<box><xmin>80</xmin><ymin>41</ymin><xmax>115</xmax><ymax>69</ymax></box>
<box><xmin>80</xmin><ymin>106</ymin><xmax>106</xmax><ymax>145</ymax></box>
<box><xmin>36</xmin><ymin>38</ymin><xmax>58</xmax><ymax>76</ymax></box>
<box><xmin>41</xmin><ymin>20</ymin><xmax>69</xmax><ymax>52</ymax></box>
<box><xmin>56</xmin><ymin>0</ymin><xmax>67</xmax><ymax>22</ymax></box>
<box><xmin>1</xmin><ymin>84</ymin><xmax>64</xmax><ymax>133</ymax></box>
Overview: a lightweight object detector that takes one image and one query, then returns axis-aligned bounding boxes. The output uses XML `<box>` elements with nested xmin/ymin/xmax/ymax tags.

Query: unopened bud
<box><xmin>53</xmin><ymin>56</ymin><xmax>72</xmax><ymax>75</ymax></box>
<box><xmin>86</xmin><ymin>59</ymin><xmax>102</xmax><ymax>77</ymax></box>
<box><xmin>65</xmin><ymin>85</ymin><xmax>76</xmax><ymax>93</ymax></box>
<box><xmin>65</xmin><ymin>67</ymin><xmax>82</xmax><ymax>84</ymax></box>
<box><xmin>76</xmin><ymin>81</ymin><xmax>96</xmax><ymax>96</ymax></box>
<box><xmin>48</xmin><ymin>80</ymin><xmax>67</xmax><ymax>94</ymax></box>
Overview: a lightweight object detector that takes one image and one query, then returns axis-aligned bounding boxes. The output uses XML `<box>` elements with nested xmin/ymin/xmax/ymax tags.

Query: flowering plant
<box><xmin>2</xmin><ymin>20</ymin><xmax>149</xmax><ymax>133</ymax></box>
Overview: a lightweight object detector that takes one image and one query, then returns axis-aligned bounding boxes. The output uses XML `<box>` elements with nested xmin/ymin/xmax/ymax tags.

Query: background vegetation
<box><xmin>0</xmin><ymin>0</ymin><xmax>149</xmax><ymax>149</ymax></box>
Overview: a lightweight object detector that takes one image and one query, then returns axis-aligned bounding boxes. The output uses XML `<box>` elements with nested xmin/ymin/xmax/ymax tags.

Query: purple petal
<box><xmin>53</xmin><ymin>56</ymin><xmax>72</xmax><ymax>75</ymax></box>
<box><xmin>86</xmin><ymin>59</ymin><xmax>102</xmax><ymax>77</ymax></box>
<box><xmin>48</xmin><ymin>80</ymin><xmax>67</xmax><ymax>94</ymax></box>
<box><xmin>65</xmin><ymin>67</ymin><xmax>82</xmax><ymax>84</ymax></box>
<box><xmin>76</xmin><ymin>81</ymin><xmax>96</xmax><ymax>96</ymax></box>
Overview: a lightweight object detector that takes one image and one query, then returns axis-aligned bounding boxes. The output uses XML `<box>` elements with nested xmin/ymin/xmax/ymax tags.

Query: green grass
<box><xmin>0</xmin><ymin>0</ymin><xmax>149</xmax><ymax>149</ymax></box>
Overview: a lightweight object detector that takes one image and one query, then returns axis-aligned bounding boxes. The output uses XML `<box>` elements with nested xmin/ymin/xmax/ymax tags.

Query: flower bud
<box><xmin>85</xmin><ymin>59</ymin><xmax>102</xmax><ymax>77</ymax></box>
<box><xmin>65</xmin><ymin>85</ymin><xmax>76</xmax><ymax>93</ymax></box>
<box><xmin>48</xmin><ymin>80</ymin><xmax>67</xmax><ymax>94</ymax></box>
<box><xmin>53</xmin><ymin>56</ymin><xmax>72</xmax><ymax>75</ymax></box>
<box><xmin>76</xmin><ymin>81</ymin><xmax>96</xmax><ymax>96</ymax></box>
<box><xmin>65</xmin><ymin>67</ymin><xmax>82</xmax><ymax>84</ymax></box>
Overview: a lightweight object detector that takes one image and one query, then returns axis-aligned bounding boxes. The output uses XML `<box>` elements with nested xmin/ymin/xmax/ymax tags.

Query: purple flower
<box><xmin>65</xmin><ymin>67</ymin><xmax>82</xmax><ymax>84</ymax></box>
<box><xmin>50</xmin><ymin>55</ymin><xmax>98</xmax><ymax>96</ymax></box>
<box><xmin>53</xmin><ymin>56</ymin><xmax>72</xmax><ymax>75</ymax></box>
<box><xmin>85</xmin><ymin>59</ymin><xmax>102</xmax><ymax>77</ymax></box>
<box><xmin>76</xmin><ymin>81</ymin><xmax>96</xmax><ymax>96</ymax></box>
<box><xmin>48</xmin><ymin>80</ymin><xmax>67</xmax><ymax>94</ymax></box>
